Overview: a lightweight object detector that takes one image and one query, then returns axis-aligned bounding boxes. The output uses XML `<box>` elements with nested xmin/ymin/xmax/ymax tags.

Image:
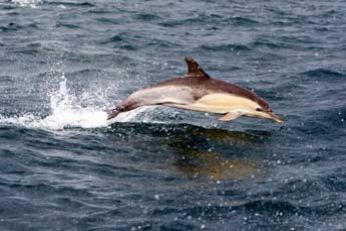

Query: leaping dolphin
<box><xmin>107</xmin><ymin>57</ymin><xmax>283</xmax><ymax>123</ymax></box>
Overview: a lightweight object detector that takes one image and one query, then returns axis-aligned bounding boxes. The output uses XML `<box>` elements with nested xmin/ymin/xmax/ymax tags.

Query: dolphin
<box><xmin>107</xmin><ymin>57</ymin><xmax>283</xmax><ymax>123</ymax></box>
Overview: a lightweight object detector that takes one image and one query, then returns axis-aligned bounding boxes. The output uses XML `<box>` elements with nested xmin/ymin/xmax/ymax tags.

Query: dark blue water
<box><xmin>1</xmin><ymin>0</ymin><xmax>346</xmax><ymax>230</ymax></box>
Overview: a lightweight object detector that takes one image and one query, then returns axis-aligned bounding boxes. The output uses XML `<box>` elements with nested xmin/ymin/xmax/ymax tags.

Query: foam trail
<box><xmin>0</xmin><ymin>74</ymin><xmax>154</xmax><ymax>130</ymax></box>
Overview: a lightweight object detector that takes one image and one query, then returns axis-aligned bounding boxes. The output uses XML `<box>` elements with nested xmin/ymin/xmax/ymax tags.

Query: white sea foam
<box><xmin>0</xmin><ymin>74</ymin><xmax>151</xmax><ymax>130</ymax></box>
<box><xmin>11</xmin><ymin>0</ymin><xmax>42</xmax><ymax>8</ymax></box>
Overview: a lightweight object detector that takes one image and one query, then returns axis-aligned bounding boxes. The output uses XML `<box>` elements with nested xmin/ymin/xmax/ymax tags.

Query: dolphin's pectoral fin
<box><xmin>218</xmin><ymin>112</ymin><xmax>242</xmax><ymax>121</ymax></box>
<box><xmin>184</xmin><ymin>57</ymin><xmax>210</xmax><ymax>78</ymax></box>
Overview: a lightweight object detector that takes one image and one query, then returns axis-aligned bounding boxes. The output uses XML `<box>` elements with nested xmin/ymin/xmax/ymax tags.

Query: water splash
<box><xmin>0</xmin><ymin>74</ymin><xmax>150</xmax><ymax>130</ymax></box>
<box><xmin>42</xmin><ymin>74</ymin><xmax>108</xmax><ymax>129</ymax></box>
<box><xmin>11</xmin><ymin>0</ymin><xmax>42</xmax><ymax>8</ymax></box>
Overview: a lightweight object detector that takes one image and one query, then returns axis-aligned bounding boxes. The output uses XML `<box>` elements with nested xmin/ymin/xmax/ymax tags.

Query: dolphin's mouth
<box><xmin>266</xmin><ymin>112</ymin><xmax>284</xmax><ymax>123</ymax></box>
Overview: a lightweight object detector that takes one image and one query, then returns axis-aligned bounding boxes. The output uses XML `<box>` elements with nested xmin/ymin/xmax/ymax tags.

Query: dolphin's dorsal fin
<box><xmin>184</xmin><ymin>57</ymin><xmax>210</xmax><ymax>78</ymax></box>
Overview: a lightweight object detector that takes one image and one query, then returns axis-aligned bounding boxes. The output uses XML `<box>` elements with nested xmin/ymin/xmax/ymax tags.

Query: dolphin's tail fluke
<box><xmin>106</xmin><ymin>107</ymin><xmax>121</xmax><ymax>120</ymax></box>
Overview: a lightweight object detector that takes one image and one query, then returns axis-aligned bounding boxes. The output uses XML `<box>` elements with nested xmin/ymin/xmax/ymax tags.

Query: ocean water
<box><xmin>0</xmin><ymin>0</ymin><xmax>345</xmax><ymax>230</ymax></box>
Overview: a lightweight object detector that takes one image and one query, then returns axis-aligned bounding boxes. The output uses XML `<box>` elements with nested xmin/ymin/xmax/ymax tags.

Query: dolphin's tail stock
<box><xmin>106</xmin><ymin>107</ymin><xmax>121</xmax><ymax>120</ymax></box>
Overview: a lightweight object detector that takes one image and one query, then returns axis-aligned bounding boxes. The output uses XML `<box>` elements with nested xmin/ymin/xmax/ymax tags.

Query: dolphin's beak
<box><xmin>265</xmin><ymin>111</ymin><xmax>284</xmax><ymax>123</ymax></box>
<box><xmin>245</xmin><ymin>109</ymin><xmax>284</xmax><ymax>124</ymax></box>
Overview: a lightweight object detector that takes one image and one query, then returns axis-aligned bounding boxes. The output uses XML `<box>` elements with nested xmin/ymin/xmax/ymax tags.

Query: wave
<box><xmin>300</xmin><ymin>68</ymin><xmax>345</xmax><ymax>80</ymax></box>
<box><xmin>11</xmin><ymin>0</ymin><xmax>95</xmax><ymax>8</ymax></box>
<box><xmin>55</xmin><ymin>22</ymin><xmax>81</xmax><ymax>29</ymax></box>
<box><xmin>133</xmin><ymin>13</ymin><xmax>161</xmax><ymax>21</ymax></box>
<box><xmin>0</xmin><ymin>22</ymin><xmax>22</xmax><ymax>32</ymax></box>
<box><xmin>227</xmin><ymin>16</ymin><xmax>260</xmax><ymax>26</ymax></box>
<box><xmin>47</xmin><ymin>1</ymin><xmax>95</xmax><ymax>7</ymax></box>
<box><xmin>0</xmin><ymin>22</ymin><xmax>38</xmax><ymax>33</ymax></box>
<box><xmin>100</xmin><ymin>32</ymin><xmax>179</xmax><ymax>51</ymax></box>
<box><xmin>0</xmin><ymin>75</ymin><xmax>15</xmax><ymax>83</ymax></box>
<box><xmin>199</xmin><ymin>44</ymin><xmax>250</xmax><ymax>52</ymax></box>
<box><xmin>159</xmin><ymin>15</ymin><xmax>259</xmax><ymax>28</ymax></box>
<box><xmin>252</xmin><ymin>38</ymin><xmax>283</xmax><ymax>49</ymax></box>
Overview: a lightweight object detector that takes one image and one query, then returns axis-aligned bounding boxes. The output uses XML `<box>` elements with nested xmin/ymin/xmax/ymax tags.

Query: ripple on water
<box><xmin>199</xmin><ymin>43</ymin><xmax>251</xmax><ymax>52</ymax></box>
<box><xmin>46</xmin><ymin>1</ymin><xmax>95</xmax><ymax>8</ymax></box>
<box><xmin>300</xmin><ymin>68</ymin><xmax>345</xmax><ymax>81</ymax></box>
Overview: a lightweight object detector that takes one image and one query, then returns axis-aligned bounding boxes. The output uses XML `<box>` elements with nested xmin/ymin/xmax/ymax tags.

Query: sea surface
<box><xmin>0</xmin><ymin>0</ymin><xmax>345</xmax><ymax>230</ymax></box>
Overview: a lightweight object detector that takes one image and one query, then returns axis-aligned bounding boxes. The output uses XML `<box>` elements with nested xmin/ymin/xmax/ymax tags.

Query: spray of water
<box><xmin>0</xmin><ymin>73</ymin><xmax>150</xmax><ymax>130</ymax></box>
<box><xmin>11</xmin><ymin>0</ymin><xmax>42</xmax><ymax>8</ymax></box>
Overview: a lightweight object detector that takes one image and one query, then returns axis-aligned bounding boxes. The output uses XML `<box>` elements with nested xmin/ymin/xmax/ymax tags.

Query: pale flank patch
<box><xmin>168</xmin><ymin>93</ymin><xmax>259</xmax><ymax>114</ymax></box>
<box><xmin>196</xmin><ymin>93</ymin><xmax>259</xmax><ymax>109</ymax></box>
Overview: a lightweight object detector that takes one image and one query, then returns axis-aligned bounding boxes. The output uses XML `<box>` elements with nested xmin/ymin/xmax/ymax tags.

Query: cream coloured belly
<box><xmin>167</xmin><ymin>93</ymin><xmax>260</xmax><ymax>114</ymax></box>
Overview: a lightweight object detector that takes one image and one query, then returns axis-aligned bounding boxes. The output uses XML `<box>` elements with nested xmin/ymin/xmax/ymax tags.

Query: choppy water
<box><xmin>0</xmin><ymin>0</ymin><xmax>345</xmax><ymax>230</ymax></box>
